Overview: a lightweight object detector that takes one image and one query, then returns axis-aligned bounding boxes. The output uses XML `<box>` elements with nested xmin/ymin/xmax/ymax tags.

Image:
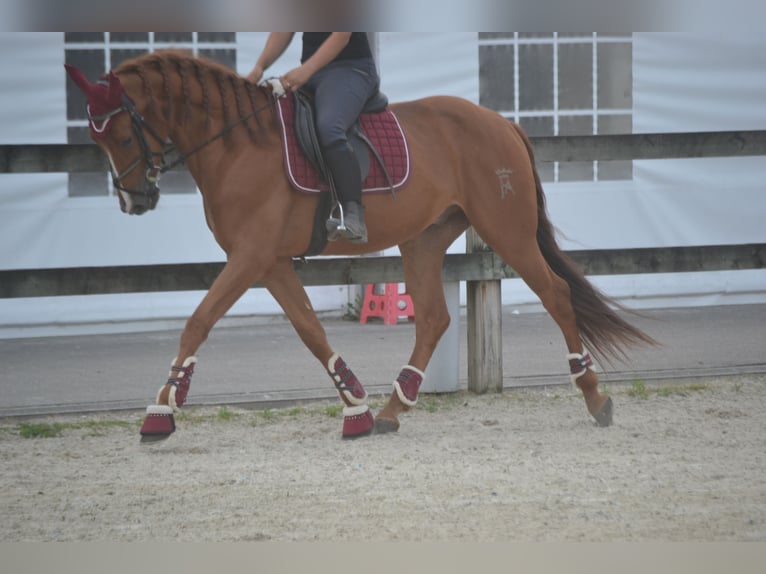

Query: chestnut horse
<box><xmin>64</xmin><ymin>51</ymin><xmax>654</xmax><ymax>441</ymax></box>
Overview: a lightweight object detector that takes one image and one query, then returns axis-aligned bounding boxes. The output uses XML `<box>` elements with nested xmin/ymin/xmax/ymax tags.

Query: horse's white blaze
<box><xmin>104</xmin><ymin>149</ymin><xmax>133</xmax><ymax>212</ymax></box>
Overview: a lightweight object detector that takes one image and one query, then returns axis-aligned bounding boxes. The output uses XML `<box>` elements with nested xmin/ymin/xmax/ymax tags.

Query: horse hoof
<box><xmin>374</xmin><ymin>416</ymin><xmax>400</xmax><ymax>434</ymax></box>
<box><xmin>342</xmin><ymin>405</ymin><xmax>375</xmax><ymax>439</ymax></box>
<box><xmin>593</xmin><ymin>396</ymin><xmax>614</xmax><ymax>427</ymax></box>
<box><xmin>342</xmin><ymin>427</ymin><xmax>374</xmax><ymax>440</ymax></box>
<box><xmin>140</xmin><ymin>405</ymin><xmax>175</xmax><ymax>443</ymax></box>
<box><xmin>140</xmin><ymin>433</ymin><xmax>172</xmax><ymax>444</ymax></box>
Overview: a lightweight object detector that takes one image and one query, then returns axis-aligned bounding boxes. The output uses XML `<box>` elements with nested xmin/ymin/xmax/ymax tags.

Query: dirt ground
<box><xmin>1</xmin><ymin>374</ymin><xmax>765</xmax><ymax>542</ymax></box>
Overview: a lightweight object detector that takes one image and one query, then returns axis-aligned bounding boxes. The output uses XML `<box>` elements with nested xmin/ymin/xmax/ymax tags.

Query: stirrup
<box><xmin>326</xmin><ymin>202</ymin><xmax>367</xmax><ymax>243</ymax></box>
<box><xmin>326</xmin><ymin>202</ymin><xmax>346</xmax><ymax>241</ymax></box>
<box><xmin>334</xmin><ymin>202</ymin><xmax>348</xmax><ymax>231</ymax></box>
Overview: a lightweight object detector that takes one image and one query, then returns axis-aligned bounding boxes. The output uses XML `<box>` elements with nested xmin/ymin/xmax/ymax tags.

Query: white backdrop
<box><xmin>504</xmin><ymin>32</ymin><xmax>766</xmax><ymax>313</ymax></box>
<box><xmin>0</xmin><ymin>33</ymin><xmax>764</xmax><ymax>338</ymax></box>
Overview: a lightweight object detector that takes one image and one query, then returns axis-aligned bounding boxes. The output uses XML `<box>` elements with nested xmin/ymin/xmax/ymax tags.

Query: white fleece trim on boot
<box><xmin>161</xmin><ymin>356</ymin><xmax>198</xmax><ymax>411</ymax></box>
<box><xmin>168</xmin><ymin>386</ymin><xmax>180</xmax><ymax>412</ymax></box>
<box><xmin>326</xmin><ymin>352</ymin><xmax>340</xmax><ymax>375</ymax></box>
<box><xmin>146</xmin><ymin>404</ymin><xmax>174</xmax><ymax>415</ymax></box>
<box><xmin>326</xmin><ymin>353</ymin><xmax>367</xmax><ymax>406</ymax></box>
<box><xmin>178</xmin><ymin>356</ymin><xmax>197</xmax><ymax>369</ymax></box>
<box><xmin>342</xmin><ymin>404</ymin><xmax>370</xmax><ymax>417</ymax></box>
<box><xmin>393</xmin><ymin>365</ymin><xmax>426</xmax><ymax>407</ymax></box>
<box><xmin>401</xmin><ymin>364</ymin><xmax>426</xmax><ymax>379</ymax></box>
<box><xmin>566</xmin><ymin>350</ymin><xmax>595</xmax><ymax>389</ymax></box>
<box><xmin>166</xmin><ymin>355</ymin><xmax>198</xmax><ymax>374</ymax></box>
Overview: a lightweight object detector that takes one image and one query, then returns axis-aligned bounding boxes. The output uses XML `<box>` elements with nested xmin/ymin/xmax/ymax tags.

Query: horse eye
<box><xmin>120</xmin><ymin>136</ymin><xmax>134</xmax><ymax>147</ymax></box>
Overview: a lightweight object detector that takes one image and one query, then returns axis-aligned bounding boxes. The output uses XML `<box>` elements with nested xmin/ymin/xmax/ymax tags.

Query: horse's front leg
<box><xmin>374</xmin><ymin>244</ymin><xmax>448</xmax><ymax>434</ymax></box>
<box><xmin>262</xmin><ymin>259</ymin><xmax>374</xmax><ymax>439</ymax></box>
<box><xmin>140</xmin><ymin>254</ymin><xmax>270</xmax><ymax>442</ymax></box>
<box><xmin>376</xmin><ymin>211</ymin><xmax>468</xmax><ymax>433</ymax></box>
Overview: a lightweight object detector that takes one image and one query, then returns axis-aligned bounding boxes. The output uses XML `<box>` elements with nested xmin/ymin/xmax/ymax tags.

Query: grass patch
<box><xmin>261</xmin><ymin>408</ymin><xmax>275</xmax><ymax>421</ymax></box>
<box><xmin>421</xmin><ymin>398</ymin><xmax>438</xmax><ymax>413</ymax></box>
<box><xmin>174</xmin><ymin>411</ymin><xmax>207</xmax><ymax>424</ymax></box>
<box><xmin>416</xmin><ymin>392</ymin><xmax>469</xmax><ymax>413</ymax></box>
<box><xmin>627</xmin><ymin>380</ymin><xmax>650</xmax><ymax>399</ymax></box>
<box><xmin>626</xmin><ymin>380</ymin><xmax>710</xmax><ymax>399</ymax></box>
<box><xmin>257</xmin><ymin>406</ymin><xmax>311</xmax><ymax>421</ymax></box>
<box><xmin>216</xmin><ymin>406</ymin><xmax>238</xmax><ymax>421</ymax></box>
<box><xmin>656</xmin><ymin>382</ymin><xmax>710</xmax><ymax>397</ymax></box>
<box><xmin>16</xmin><ymin>419</ymin><xmax>132</xmax><ymax>439</ymax></box>
<box><xmin>324</xmin><ymin>404</ymin><xmax>343</xmax><ymax>418</ymax></box>
<box><xmin>343</xmin><ymin>294</ymin><xmax>363</xmax><ymax>321</ymax></box>
<box><xmin>17</xmin><ymin>422</ymin><xmax>67</xmax><ymax>438</ymax></box>
<box><xmin>686</xmin><ymin>383</ymin><xmax>711</xmax><ymax>392</ymax></box>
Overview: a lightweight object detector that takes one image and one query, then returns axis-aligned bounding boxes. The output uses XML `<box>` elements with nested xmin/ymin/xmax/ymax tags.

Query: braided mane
<box><xmin>113</xmin><ymin>49</ymin><xmax>270</xmax><ymax>142</ymax></box>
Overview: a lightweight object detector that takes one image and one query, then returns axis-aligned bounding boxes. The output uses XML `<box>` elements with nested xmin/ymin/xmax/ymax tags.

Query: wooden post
<box><xmin>466</xmin><ymin>228</ymin><xmax>503</xmax><ymax>393</ymax></box>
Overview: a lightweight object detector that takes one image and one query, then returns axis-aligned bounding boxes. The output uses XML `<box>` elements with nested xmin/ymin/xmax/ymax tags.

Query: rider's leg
<box><xmin>310</xmin><ymin>59</ymin><xmax>379</xmax><ymax>243</ymax></box>
<box><xmin>322</xmin><ymin>142</ymin><xmax>367</xmax><ymax>243</ymax></box>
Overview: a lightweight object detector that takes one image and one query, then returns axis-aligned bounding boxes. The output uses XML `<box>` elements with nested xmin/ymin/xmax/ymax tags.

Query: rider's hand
<box><xmin>246</xmin><ymin>65</ymin><xmax>265</xmax><ymax>84</ymax></box>
<box><xmin>279</xmin><ymin>64</ymin><xmax>313</xmax><ymax>92</ymax></box>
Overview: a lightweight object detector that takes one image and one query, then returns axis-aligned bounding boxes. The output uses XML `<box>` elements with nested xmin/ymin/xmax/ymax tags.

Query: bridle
<box><xmin>88</xmin><ymin>93</ymin><xmax>166</xmax><ymax>203</ymax></box>
<box><xmin>88</xmin><ymin>83</ymin><xmax>277</xmax><ymax>205</ymax></box>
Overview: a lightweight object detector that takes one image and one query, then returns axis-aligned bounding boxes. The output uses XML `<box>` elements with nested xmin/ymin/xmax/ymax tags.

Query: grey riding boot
<box><xmin>323</xmin><ymin>145</ymin><xmax>368</xmax><ymax>244</ymax></box>
<box><xmin>337</xmin><ymin>201</ymin><xmax>367</xmax><ymax>243</ymax></box>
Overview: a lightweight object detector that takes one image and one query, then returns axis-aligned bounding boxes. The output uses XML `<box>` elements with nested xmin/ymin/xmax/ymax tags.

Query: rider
<box><xmin>247</xmin><ymin>32</ymin><xmax>379</xmax><ymax>244</ymax></box>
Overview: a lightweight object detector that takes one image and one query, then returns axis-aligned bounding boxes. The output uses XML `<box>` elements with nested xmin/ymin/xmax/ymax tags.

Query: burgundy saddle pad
<box><xmin>275</xmin><ymin>93</ymin><xmax>410</xmax><ymax>194</ymax></box>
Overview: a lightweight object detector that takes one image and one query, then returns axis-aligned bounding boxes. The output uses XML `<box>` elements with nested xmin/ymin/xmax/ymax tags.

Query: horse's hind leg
<box><xmin>485</xmin><ymin>235</ymin><xmax>612</xmax><ymax>426</ymax></box>
<box><xmin>375</xmin><ymin>208</ymin><xmax>469</xmax><ymax>433</ymax></box>
<box><xmin>261</xmin><ymin>259</ymin><xmax>374</xmax><ymax>438</ymax></box>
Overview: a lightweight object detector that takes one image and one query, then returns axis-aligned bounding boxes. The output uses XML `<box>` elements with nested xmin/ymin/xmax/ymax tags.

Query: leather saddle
<box><xmin>292</xmin><ymin>88</ymin><xmax>393</xmax><ymax>195</ymax></box>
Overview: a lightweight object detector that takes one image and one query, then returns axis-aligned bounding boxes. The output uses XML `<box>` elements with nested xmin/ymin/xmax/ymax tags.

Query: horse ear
<box><xmin>64</xmin><ymin>64</ymin><xmax>94</xmax><ymax>96</ymax></box>
<box><xmin>106</xmin><ymin>71</ymin><xmax>124</xmax><ymax>106</ymax></box>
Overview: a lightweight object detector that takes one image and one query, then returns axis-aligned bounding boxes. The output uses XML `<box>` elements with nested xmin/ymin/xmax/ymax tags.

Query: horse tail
<box><xmin>512</xmin><ymin>123</ymin><xmax>657</xmax><ymax>365</ymax></box>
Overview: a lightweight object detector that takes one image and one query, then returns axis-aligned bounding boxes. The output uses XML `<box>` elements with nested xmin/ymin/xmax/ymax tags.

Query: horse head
<box><xmin>65</xmin><ymin>64</ymin><xmax>165</xmax><ymax>215</ymax></box>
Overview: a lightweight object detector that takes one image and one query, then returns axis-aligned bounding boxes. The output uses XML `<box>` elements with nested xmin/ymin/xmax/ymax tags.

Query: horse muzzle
<box><xmin>117</xmin><ymin>182</ymin><xmax>160</xmax><ymax>215</ymax></box>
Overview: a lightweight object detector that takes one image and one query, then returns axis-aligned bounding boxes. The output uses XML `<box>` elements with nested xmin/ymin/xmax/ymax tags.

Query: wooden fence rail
<box><xmin>2</xmin><ymin>130</ymin><xmax>766</xmax><ymax>174</ymax></box>
<box><xmin>1</xmin><ymin>244</ymin><xmax>764</xmax><ymax>299</ymax></box>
